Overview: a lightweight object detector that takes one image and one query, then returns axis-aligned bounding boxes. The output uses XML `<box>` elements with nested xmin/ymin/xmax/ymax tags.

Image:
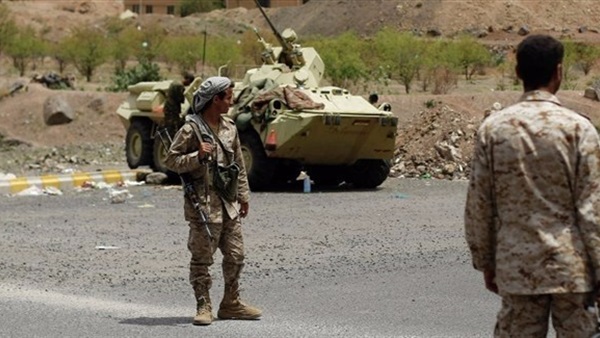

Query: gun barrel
<box><xmin>253</xmin><ymin>0</ymin><xmax>289</xmax><ymax>50</ymax></box>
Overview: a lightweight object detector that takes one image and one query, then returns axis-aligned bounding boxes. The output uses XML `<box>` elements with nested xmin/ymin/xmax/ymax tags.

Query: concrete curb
<box><xmin>0</xmin><ymin>170</ymin><xmax>140</xmax><ymax>195</ymax></box>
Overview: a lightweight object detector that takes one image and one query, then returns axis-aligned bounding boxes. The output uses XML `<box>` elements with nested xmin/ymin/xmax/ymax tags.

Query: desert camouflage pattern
<box><xmin>166</xmin><ymin>114</ymin><xmax>249</xmax><ymax>303</ymax></box>
<box><xmin>165</xmin><ymin>115</ymin><xmax>250</xmax><ymax>223</ymax></box>
<box><xmin>187</xmin><ymin>216</ymin><xmax>244</xmax><ymax>298</ymax></box>
<box><xmin>494</xmin><ymin>292</ymin><xmax>597</xmax><ymax>337</ymax></box>
<box><xmin>465</xmin><ymin>90</ymin><xmax>600</xmax><ymax>295</ymax></box>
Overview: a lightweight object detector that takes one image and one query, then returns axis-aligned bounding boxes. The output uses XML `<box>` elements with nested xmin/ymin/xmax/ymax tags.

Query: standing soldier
<box><xmin>165</xmin><ymin>76</ymin><xmax>262</xmax><ymax>326</ymax></box>
<box><xmin>465</xmin><ymin>34</ymin><xmax>600</xmax><ymax>337</ymax></box>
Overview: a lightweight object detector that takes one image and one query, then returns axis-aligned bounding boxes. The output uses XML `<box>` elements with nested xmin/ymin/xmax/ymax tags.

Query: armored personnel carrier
<box><xmin>229</xmin><ymin>0</ymin><xmax>397</xmax><ymax>190</ymax></box>
<box><xmin>115</xmin><ymin>77</ymin><xmax>201</xmax><ymax>176</ymax></box>
<box><xmin>115</xmin><ymin>0</ymin><xmax>398</xmax><ymax>190</ymax></box>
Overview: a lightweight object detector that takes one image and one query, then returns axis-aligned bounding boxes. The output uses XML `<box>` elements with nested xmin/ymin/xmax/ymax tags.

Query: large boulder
<box><xmin>43</xmin><ymin>95</ymin><xmax>74</xmax><ymax>126</ymax></box>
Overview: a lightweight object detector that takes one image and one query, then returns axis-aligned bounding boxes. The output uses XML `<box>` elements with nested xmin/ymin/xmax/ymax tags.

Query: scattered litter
<box><xmin>123</xmin><ymin>180</ymin><xmax>145</xmax><ymax>187</ymax></box>
<box><xmin>15</xmin><ymin>186</ymin><xmax>44</xmax><ymax>196</ymax></box>
<box><xmin>137</xmin><ymin>203</ymin><xmax>155</xmax><ymax>208</ymax></box>
<box><xmin>0</xmin><ymin>172</ymin><xmax>16</xmax><ymax>180</ymax></box>
<box><xmin>14</xmin><ymin>186</ymin><xmax>63</xmax><ymax>196</ymax></box>
<box><xmin>80</xmin><ymin>181</ymin><xmax>98</xmax><ymax>189</ymax></box>
<box><xmin>96</xmin><ymin>182</ymin><xmax>114</xmax><ymax>189</ymax></box>
<box><xmin>43</xmin><ymin>186</ymin><xmax>63</xmax><ymax>196</ymax></box>
<box><xmin>95</xmin><ymin>245</ymin><xmax>119</xmax><ymax>250</ymax></box>
<box><xmin>392</xmin><ymin>192</ymin><xmax>409</xmax><ymax>199</ymax></box>
<box><xmin>296</xmin><ymin>171</ymin><xmax>313</xmax><ymax>193</ymax></box>
<box><xmin>79</xmin><ymin>181</ymin><xmax>115</xmax><ymax>190</ymax></box>
<box><xmin>108</xmin><ymin>188</ymin><xmax>133</xmax><ymax>204</ymax></box>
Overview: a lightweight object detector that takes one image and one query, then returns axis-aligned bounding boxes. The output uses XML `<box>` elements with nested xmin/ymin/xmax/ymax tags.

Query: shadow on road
<box><xmin>119</xmin><ymin>317</ymin><xmax>191</xmax><ymax>326</ymax></box>
<box><xmin>161</xmin><ymin>180</ymin><xmax>385</xmax><ymax>194</ymax></box>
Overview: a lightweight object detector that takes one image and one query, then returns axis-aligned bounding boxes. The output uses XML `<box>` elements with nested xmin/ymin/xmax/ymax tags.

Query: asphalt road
<box><xmin>0</xmin><ymin>177</ymin><xmax>499</xmax><ymax>337</ymax></box>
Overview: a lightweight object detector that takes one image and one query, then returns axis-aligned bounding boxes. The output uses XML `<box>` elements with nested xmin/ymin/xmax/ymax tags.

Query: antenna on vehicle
<box><xmin>201</xmin><ymin>27</ymin><xmax>207</xmax><ymax>78</ymax></box>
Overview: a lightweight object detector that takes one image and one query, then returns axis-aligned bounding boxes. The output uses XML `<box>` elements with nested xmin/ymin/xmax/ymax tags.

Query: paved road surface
<box><xmin>0</xmin><ymin>178</ymin><xmax>499</xmax><ymax>337</ymax></box>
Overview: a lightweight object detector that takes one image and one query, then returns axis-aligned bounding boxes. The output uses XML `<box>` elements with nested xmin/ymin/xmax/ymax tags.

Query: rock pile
<box><xmin>391</xmin><ymin>105</ymin><xmax>483</xmax><ymax>180</ymax></box>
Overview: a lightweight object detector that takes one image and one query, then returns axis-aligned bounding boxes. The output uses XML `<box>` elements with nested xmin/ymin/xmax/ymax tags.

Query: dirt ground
<box><xmin>2</xmin><ymin>0</ymin><xmax>600</xmax><ymax>179</ymax></box>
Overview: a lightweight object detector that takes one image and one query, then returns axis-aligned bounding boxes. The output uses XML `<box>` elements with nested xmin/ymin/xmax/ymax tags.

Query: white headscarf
<box><xmin>192</xmin><ymin>76</ymin><xmax>231</xmax><ymax>113</ymax></box>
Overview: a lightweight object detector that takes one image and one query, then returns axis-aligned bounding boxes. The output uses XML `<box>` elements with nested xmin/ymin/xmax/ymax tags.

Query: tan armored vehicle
<box><xmin>115</xmin><ymin>0</ymin><xmax>398</xmax><ymax>190</ymax></box>
<box><xmin>115</xmin><ymin>77</ymin><xmax>201</xmax><ymax>176</ymax></box>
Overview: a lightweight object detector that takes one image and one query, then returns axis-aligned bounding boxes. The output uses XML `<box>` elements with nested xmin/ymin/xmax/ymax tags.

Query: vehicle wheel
<box><xmin>345</xmin><ymin>159</ymin><xmax>391</xmax><ymax>189</ymax></box>
<box><xmin>125</xmin><ymin>119</ymin><xmax>153</xmax><ymax>169</ymax></box>
<box><xmin>240</xmin><ymin>130</ymin><xmax>275</xmax><ymax>191</ymax></box>
<box><xmin>151</xmin><ymin>137</ymin><xmax>178</xmax><ymax>181</ymax></box>
<box><xmin>309</xmin><ymin>166</ymin><xmax>344</xmax><ymax>187</ymax></box>
<box><xmin>273</xmin><ymin>160</ymin><xmax>302</xmax><ymax>187</ymax></box>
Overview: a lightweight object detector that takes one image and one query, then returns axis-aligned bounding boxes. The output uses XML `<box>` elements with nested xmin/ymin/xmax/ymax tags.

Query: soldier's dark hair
<box><xmin>368</xmin><ymin>92</ymin><xmax>379</xmax><ymax>104</ymax></box>
<box><xmin>182</xmin><ymin>72</ymin><xmax>195</xmax><ymax>86</ymax></box>
<box><xmin>516</xmin><ymin>34</ymin><xmax>564</xmax><ymax>90</ymax></box>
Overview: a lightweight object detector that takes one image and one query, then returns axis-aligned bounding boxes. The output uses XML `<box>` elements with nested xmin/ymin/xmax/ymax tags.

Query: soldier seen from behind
<box><xmin>165</xmin><ymin>76</ymin><xmax>262</xmax><ymax>326</ymax></box>
<box><xmin>464</xmin><ymin>34</ymin><xmax>600</xmax><ymax>337</ymax></box>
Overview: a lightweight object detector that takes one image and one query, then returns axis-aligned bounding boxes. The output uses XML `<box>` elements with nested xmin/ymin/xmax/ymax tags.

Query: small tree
<box><xmin>309</xmin><ymin>31</ymin><xmax>367</xmax><ymax>88</ymax></box>
<box><xmin>204</xmin><ymin>35</ymin><xmax>243</xmax><ymax>75</ymax></box>
<box><xmin>427</xmin><ymin>39</ymin><xmax>459</xmax><ymax>94</ymax></box>
<box><xmin>561</xmin><ymin>39</ymin><xmax>578</xmax><ymax>86</ymax></box>
<box><xmin>419</xmin><ymin>40</ymin><xmax>437</xmax><ymax>92</ymax></box>
<box><xmin>0</xmin><ymin>4</ymin><xmax>17</xmax><ymax>55</ymax></box>
<box><xmin>449</xmin><ymin>35</ymin><xmax>491</xmax><ymax>80</ymax></box>
<box><xmin>131</xmin><ymin>23</ymin><xmax>166</xmax><ymax>63</ymax></box>
<box><xmin>62</xmin><ymin>27</ymin><xmax>109</xmax><ymax>82</ymax></box>
<box><xmin>162</xmin><ymin>35</ymin><xmax>205</xmax><ymax>74</ymax></box>
<box><xmin>49</xmin><ymin>38</ymin><xmax>71</xmax><ymax>74</ymax></box>
<box><xmin>5</xmin><ymin>26</ymin><xmax>45</xmax><ymax>76</ymax></box>
<box><xmin>374</xmin><ymin>28</ymin><xmax>425</xmax><ymax>94</ymax></box>
<box><xmin>105</xmin><ymin>22</ymin><xmax>137</xmax><ymax>73</ymax></box>
<box><xmin>574</xmin><ymin>42</ymin><xmax>600</xmax><ymax>76</ymax></box>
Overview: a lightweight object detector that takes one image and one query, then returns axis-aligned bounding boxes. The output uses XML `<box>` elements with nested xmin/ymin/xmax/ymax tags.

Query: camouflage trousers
<box><xmin>187</xmin><ymin>216</ymin><xmax>245</xmax><ymax>299</ymax></box>
<box><xmin>495</xmin><ymin>292</ymin><xmax>598</xmax><ymax>338</ymax></box>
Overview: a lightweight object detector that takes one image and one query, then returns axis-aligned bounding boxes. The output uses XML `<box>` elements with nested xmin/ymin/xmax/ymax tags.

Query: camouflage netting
<box><xmin>391</xmin><ymin>105</ymin><xmax>483</xmax><ymax>180</ymax></box>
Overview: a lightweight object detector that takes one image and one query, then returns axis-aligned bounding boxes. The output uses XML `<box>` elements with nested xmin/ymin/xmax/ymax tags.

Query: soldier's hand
<box><xmin>484</xmin><ymin>269</ymin><xmax>498</xmax><ymax>294</ymax></box>
<box><xmin>198</xmin><ymin>141</ymin><xmax>213</xmax><ymax>160</ymax></box>
<box><xmin>239</xmin><ymin>202</ymin><xmax>249</xmax><ymax>218</ymax></box>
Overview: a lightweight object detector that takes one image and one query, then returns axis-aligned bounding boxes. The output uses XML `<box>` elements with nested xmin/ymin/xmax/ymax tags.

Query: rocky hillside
<box><xmin>5</xmin><ymin>0</ymin><xmax>600</xmax><ymax>44</ymax></box>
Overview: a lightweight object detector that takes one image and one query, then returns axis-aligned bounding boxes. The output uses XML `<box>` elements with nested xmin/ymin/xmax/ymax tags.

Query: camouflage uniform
<box><xmin>165</xmin><ymin>114</ymin><xmax>252</xmax><ymax>321</ymax></box>
<box><xmin>465</xmin><ymin>90</ymin><xmax>600</xmax><ymax>337</ymax></box>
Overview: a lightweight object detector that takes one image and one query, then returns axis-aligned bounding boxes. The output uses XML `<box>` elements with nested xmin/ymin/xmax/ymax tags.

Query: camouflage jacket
<box><xmin>165</xmin><ymin>114</ymin><xmax>250</xmax><ymax>223</ymax></box>
<box><xmin>464</xmin><ymin>90</ymin><xmax>600</xmax><ymax>295</ymax></box>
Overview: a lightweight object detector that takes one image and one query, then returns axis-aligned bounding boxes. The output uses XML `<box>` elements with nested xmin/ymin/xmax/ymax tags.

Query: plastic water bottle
<box><xmin>303</xmin><ymin>175</ymin><xmax>311</xmax><ymax>193</ymax></box>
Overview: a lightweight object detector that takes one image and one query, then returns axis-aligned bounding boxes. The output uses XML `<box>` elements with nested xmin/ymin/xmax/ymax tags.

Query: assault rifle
<box><xmin>156</xmin><ymin>127</ymin><xmax>213</xmax><ymax>241</ymax></box>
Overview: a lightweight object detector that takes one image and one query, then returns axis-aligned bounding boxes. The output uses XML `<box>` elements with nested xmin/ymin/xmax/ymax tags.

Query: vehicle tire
<box><xmin>309</xmin><ymin>166</ymin><xmax>344</xmax><ymax>187</ymax></box>
<box><xmin>345</xmin><ymin>159</ymin><xmax>391</xmax><ymax>189</ymax></box>
<box><xmin>239</xmin><ymin>130</ymin><xmax>275</xmax><ymax>191</ymax></box>
<box><xmin>151</xmin><ymin>137</ymin><xmax>178</xmax><ymax>181</ymax></box>
<box><xmin>125</xmin><ymin>119</ymin><xmax>153</xmax><ymax>169</ymax></box>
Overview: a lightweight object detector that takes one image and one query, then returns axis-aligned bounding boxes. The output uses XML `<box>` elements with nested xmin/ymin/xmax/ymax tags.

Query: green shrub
<box><xmin>424</xmin><ymin>99</ymin><xmax>438</xmax><ymax>108</ymax></box>
<box><xmin>107</xmin><ymin>61</ymin><xmax>162</xmax><ymax>92</ymax></box>
<box><xmin>179</xmin><ymin>0</ymin><xmax>223</xmax><ymax>17</ymax></box>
